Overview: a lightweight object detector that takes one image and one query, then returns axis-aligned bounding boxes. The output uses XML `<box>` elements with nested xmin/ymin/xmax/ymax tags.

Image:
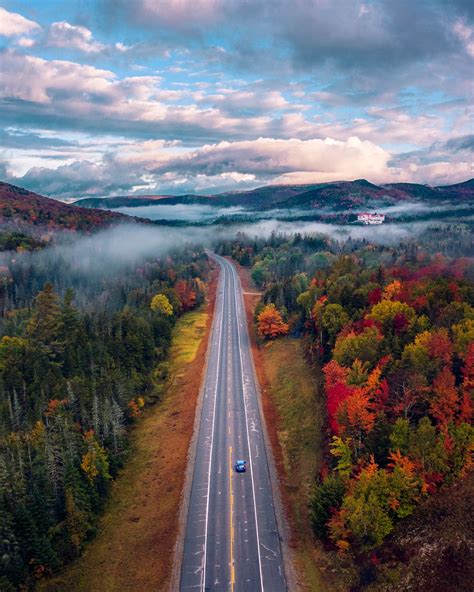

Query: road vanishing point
<box><xmin>179</xmin><ymin>254</ymin><xmax>287</xmax><ymax>592</ymax></box>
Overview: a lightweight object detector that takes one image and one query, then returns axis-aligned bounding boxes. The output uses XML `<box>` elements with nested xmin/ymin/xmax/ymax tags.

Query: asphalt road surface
<box><xmin>180</xmin><ymin>254</ymin><xmax>287</xmax><ymax>592</ymax></box>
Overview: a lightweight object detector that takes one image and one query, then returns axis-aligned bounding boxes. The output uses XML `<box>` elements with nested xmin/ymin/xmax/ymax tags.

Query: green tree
<box><xmin>409</xmin><ymin>417</ymin><xmax>447</xmax><ymax>474</ymax></box>
<box><xmin>26</xmin><ymin>283</ymin><xmax>64</xmax><ymax>361</ymax></box>
<box><xmin>367</xmin><ymin>299</ymin><xmax>416</xmax><ymax>331</ymax></box>
<box><xmin>334</xmin><ymin>459</ymin><xmax>393</xmax><ymax>551</ymax></box>
<box><xmin>80</xmin><ymin>431</ymin><xmax>111</xmax><ymax>485</ymax></box>
<box><xmin>452</xmin><ymin>318</ymin><xmax>474</xmax><ymax>356</ymax></box>
<box><xmin>311</xmin><ymin>474</ymin><xmax>346</xmax><ymax>540</ymax></box>
<box><xmin>333</xmin><ymin>327</ymin><xmax>382</xmax><ymax>368</ymax></box>
<box><xmin>321</xmin><ymin>303</ymin><xmax>350</xmax><ymax>345</ymax></box>
<box><xmin>251</xmin><ymin>261</ymin><xmax>268</xmax><ymax>287</ymax></box>
<box><xmin>389</xmin><ymin>417</ymin><xmax>411</xmax><ymax>455</ymax></box>
<box><xmin>330</xmin><ymin>436</ymin><xmax>353</xmax><ymax>479</ymax></box>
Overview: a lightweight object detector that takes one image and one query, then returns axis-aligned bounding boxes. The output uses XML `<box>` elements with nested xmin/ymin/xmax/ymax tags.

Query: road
<box><xmin>179</xmin><ymin>254</ymin><xmax>287</xmax><ymax>592</ymax></box>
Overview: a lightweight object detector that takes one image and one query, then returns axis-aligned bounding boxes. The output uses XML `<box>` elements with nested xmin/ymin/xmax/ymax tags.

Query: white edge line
<box><xmin>225</xmin><ymin>256</ymin><xmax>265</xmax><ymax>592</ymax></box>
<box><xmin>202</xmin><ymin>259</ymin><xmax>226</xmax><ymax>591</ymax></box>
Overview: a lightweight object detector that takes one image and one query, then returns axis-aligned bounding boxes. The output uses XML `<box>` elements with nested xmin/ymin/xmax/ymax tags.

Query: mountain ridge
<box><xmin>0</xmin><ymin>181</ymin><xmax>142</xmax><ymax>233</ymax></box>
<box><xmin>72</xmin><ymin>178</ymin><xmax>474</xmax><ymax>211</ymax></box>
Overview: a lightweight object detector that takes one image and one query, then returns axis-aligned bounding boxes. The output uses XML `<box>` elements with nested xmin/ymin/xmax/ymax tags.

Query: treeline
<box><xmin>0</xmin><ymin>232</ymin><xmax>46</xmax><ymax>253</ymax></box>
<box><xmin>219</xmin><ymin>232</ymin><xmax>473</xmax><ymax>574</ymax></box>
<box><xmin>0</xmin><ymin>238</ymin><xmax>209</xmax><ymax>590</ymax></box>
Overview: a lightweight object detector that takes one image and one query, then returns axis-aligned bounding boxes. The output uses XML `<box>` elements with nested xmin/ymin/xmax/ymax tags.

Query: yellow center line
<box><xmin>229</xmin><ymin>445</ymin><xmax>235</xmax><ymax>591</ymax></box>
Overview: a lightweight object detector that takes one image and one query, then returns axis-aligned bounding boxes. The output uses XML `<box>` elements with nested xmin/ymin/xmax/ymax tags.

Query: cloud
<box><xmin>388</xmin><ymin>135</ymin><xmax>474</xmax><ymax>184</ymax></box>
<box><xmin>100</xmin><ymin>0</ymin><xmax>473</xmax><ymax>76</ymax></box>
<box><xmin>44</xmin><ymin>22</ymin><xmax>106</xmax><ymax>53</ymax></box>
<box><xmin>0</xmin><ymin>50</ymin><xmax>316</xmax><ymax>143</ymax></box>
<box><xmin>272</xmin><ymin>0</ymin><xmax>471</xmax><ymax>75</ymax></box>
<box><xmin>0</xmin><ymin>128</ymin><xmax>74</xmax><ymax>149</ymax></box>
<box><xmin>0</xmin><ymin>7</ymin><xmax>41</xmax><ymax>37</ymax></box>
<box><xmin>0</xmin><ymin>2</ymin><xmax>471</xmax><ymax>198</ymax></box>
<box><xmin>203</xmin><ymin>90</ymin><xmax>289</xmax><ymax>115</ymax></box>
<box><xmin>9</xmin><ymin>131</ymin><xmax>473</xmax><ymax>200</ymax></box>
<box><xmin>312</xmin><ymin>108</ymin><xmax>452</xmax><ymax>148</ymax></box>
<box><xmin>100</xmin><ymin>0</ymin><xmax>229</xmax><ymax>33</ymax></box>
<box><xmin>6</xmin><ymin>135</ymin><xmax>391</xmax><ymax>197</ymax></box>
<box><xmin>453</xmin><ymin>18</ymin><xmax>474</xmax><ymax>56</ymax></box>
<box><xmin>135</xmin><ymin>0</ymin><xmax>223</xmax><ymax>27</ymax></box>
<box><xmin>154</xmin><ymin>136</ymin><xmax>391</xmax><ymax>181</ymax></box>
<box><xmin>14</xmin><ymin>158</ymin><xmax>143</xmax><ymax>198</ymax></box>
<box><xmin>0</xmin><ymin>50</ymin><xmax>116</xmax><ymax>104</ymax></box>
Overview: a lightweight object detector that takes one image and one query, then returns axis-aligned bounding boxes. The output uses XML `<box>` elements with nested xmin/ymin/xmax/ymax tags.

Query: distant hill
<box><xmin>73</xmin><ymin>179</ymin><xmax>474</xmax><ymax>212</ymax></box>
<box><xmin>75</xmin><ymin>194</ymin><xmax>177</xmax><ymax>209</ymax></box>
<box><xmin>0</xmin><ymin>182</ymin><xmax>139</xmax><ymax>232</ymax></box>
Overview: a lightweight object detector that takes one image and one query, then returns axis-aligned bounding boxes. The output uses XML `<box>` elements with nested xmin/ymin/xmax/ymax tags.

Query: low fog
<box><xmin>108</xmin><ymin>200</ymin><xmax>473</xmax><ymax>225</ymax></box>
<box><xmin>1</xmin><ymin>217</ymin><xmax>471</xmax><ymax>315</ymax></box>
<box><xmin>56</xmin><ymin>218</ymin><xmax>452</xmax><ymax>276</ymax></box>
<box><xmin>113</xmin><ymin>204</ymin><xmax>246</xmax><ymax>222</ymax></box>
<box><xmin>5</xmin><ymin>217</ymin><xmax>463</xmax><ymax>279</ymax></box>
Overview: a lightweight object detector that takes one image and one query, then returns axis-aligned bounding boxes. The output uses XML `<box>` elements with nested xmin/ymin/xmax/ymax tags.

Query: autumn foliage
<box><xmin>310</xmin><ymin>265</ymin><xmax>474</xmax><ymax>554</ymax></box>
<box><xmin>175</xmin><ymin>279</ymin><xmax>197</xmax><ymax>311</ymax></box>
<box><xmin>0</xmin><ymin>181</ymin><xmax>127</xmax><ymax>231</ymax></box>
<box><xmin>223</xmin><ymin>230</ymin><xmax>472</xmax><ymax>584</ymax></box>
<box><xmin>257</xmin><ymin>304</ymin><xmax>289</xmax><ymax>339</ymax></box>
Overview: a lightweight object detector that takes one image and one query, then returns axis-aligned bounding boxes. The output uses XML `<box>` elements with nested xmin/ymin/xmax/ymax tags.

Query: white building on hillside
<box><xmin>357</xmin><ymin>212</ymin><xmax>385</xmax><ymax>225</ymax></box>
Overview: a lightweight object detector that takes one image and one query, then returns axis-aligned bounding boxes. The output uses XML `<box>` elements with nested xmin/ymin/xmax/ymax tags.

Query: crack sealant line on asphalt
<box><xmin>229</xmin><ymin>445</ymin><xmax>235</xmax><ymax>591</ymax></box>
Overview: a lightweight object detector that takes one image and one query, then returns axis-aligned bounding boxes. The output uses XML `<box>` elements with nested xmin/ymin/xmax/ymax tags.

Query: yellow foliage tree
<box><xmin>150</xmin><ymin>293</ymin><xmax>173</xmax><ymax>316</ymax></box>
<box><xmin>80</xmin><ymin>431</ymin><xmax>111</xmax><ymax>483</ymax></box>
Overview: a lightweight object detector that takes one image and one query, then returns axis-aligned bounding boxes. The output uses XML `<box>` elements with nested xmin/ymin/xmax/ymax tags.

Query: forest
<box><xmin>0</xmin><ymin>217</ymin><xmax>472</xmax><ymax>590</ymax></box>
<box><xmin>0</xmin><ymin>229</ymin><xmax>209</xmax><ymax>590</ymax></box>
<box><xmin>218</xmin><ymin>228</ymin><xmax>473</xmax><ymax>586</ymax></box>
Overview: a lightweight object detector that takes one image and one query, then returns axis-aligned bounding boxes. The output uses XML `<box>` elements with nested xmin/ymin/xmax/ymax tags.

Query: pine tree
<box><xmin>26</xmin><ymin>283</ymin><xmax>65</xmax><ymax>361</ymax></box>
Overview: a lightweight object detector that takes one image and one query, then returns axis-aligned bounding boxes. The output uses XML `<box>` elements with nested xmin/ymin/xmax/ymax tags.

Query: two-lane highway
<box><xmin>180</xmin><ymin>254</ymin><xmax>287</xmax><ymax>591</ymax></box>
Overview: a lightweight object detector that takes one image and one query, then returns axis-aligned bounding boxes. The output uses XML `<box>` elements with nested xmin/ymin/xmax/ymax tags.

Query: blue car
<box><xmin>234</xmin><ymin>460</ymin><xmax>247</xmax><ymax>473</ymax></box>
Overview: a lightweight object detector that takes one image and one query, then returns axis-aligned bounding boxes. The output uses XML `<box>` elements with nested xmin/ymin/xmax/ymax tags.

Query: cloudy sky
<box><xmin>0</xmin><ymin>0</ymin><xmax>472</xmax><ymax>199</ymax></box>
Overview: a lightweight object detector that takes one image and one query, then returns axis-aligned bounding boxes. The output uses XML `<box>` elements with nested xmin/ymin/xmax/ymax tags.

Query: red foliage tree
<box><xmin>427</xmin><ymin>329</ymin><xmax>453</xmax><ymax>366</ymax></box>
<box><xmin>323</xmin><ymin>360</ymin><xmax>353</xmax><ymax>433</ymax></box>
<box><xmin>327</xmin><ymin>382</ymin><xmax>353</xmax><ymax>434</ymax></box>
<box><xmin>368</xmin><ymin>287</ymin><xmax>382</xmax><ymax>306</ymax></box>
<box><xmin>372</xmin><ymin>378</ymin><xmax>390</xmax><ymax>414</ymax></box>
<box><xmin>337</xmin><ymin>388</ymin><xmax>376</xmax><ymax>454</ymax></box>
<box><xmin>459</xmin><ymin>342</ymin><xmax>474</xmax><ymax>424</ymax></box>
<box><xmin>323</xmin><ymin>359</ymin><xmax>350</xmax><ymax>389</ymax></box>
<box><xmin>175</xmin><ymin>280</ymin><xmax>197</xmax><ymax>311</ymax></box>
<box><xmin>393</xmin><ymin>312</ymin><xmax>409</xmax><ymax>334</ymax></box>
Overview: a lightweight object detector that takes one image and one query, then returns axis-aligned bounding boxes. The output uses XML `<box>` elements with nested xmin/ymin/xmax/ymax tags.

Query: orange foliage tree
<box><xmin>337</xmin><ymin>389</ymin><xmax>376</xmax><ymax>455</ymax></box>
<box><xmin>257</xmin><ymin>304</ymin><xmax>289</xmax><ymax>339</ymax></box>
<box><xmin>430</xmin><ymin>366</ymin><xmax>459</xmax><ymax>429</ymax></box>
